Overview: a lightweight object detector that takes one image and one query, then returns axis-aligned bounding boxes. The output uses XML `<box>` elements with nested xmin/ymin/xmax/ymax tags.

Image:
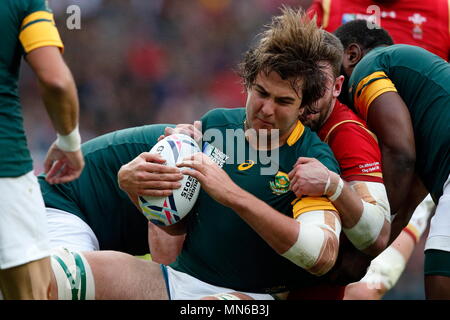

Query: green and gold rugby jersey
<box><xmin>38</xmin><ymin>124</ymin><xmax>172</xmax><ymax>255</ymax></box>
<box><xmin>347</xmin><ymin>44</ymin><xmax>450</xmax><ymax>202</ymax></box>
<box><xmin>0</xmin><ymin>0</ymin><xmax>63</xmax><ymax>177</ymax></box>
<box><xmin>170</xmin><ymin>108</ymin><xmax>340</xmax><ymax>293</ymax></box>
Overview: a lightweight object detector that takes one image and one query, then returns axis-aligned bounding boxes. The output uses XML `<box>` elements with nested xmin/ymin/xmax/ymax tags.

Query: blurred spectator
<box><xmin>307</xmin><ymin>0</ymin><xmax>450</xmax><ymax>60</ymax></box>
<box><xmin>21</xmin><ymin>0</ymin><xmax>313</xmax><ymax>174</ymax></box>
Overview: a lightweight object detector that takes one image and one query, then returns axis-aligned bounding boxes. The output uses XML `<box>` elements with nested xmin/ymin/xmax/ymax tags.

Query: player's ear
<box><xmin>333</xmin><ymin>75</ymin><xmax>345</xmax><ymax>98</ymax></box>
<box><xmin>346</xmin><ymin>43</ymin><xmax>363</xmax><ymax>68</ymax></box>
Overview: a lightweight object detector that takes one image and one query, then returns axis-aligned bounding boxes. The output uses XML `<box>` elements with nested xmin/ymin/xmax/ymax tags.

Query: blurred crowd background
<box><xmin>19</xmin><ymin>0</ymin><xmax>425</xmax><ymax>299</ymax></box>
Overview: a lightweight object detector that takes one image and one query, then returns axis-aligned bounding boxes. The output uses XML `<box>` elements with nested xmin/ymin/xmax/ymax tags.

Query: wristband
<box><xmin>403</xmin><ymin>224</ymin><xmax>420</xmax><ymax>244</ymax></box>
<box><xmin>56</xmin><ymin>125</ymin><xmax>81</xmax><ymax>152</ymax></box>
<box><xmin>329</xmin><ymin>177</ymin><xmax>344</xmax><ymax>202</ymax></box>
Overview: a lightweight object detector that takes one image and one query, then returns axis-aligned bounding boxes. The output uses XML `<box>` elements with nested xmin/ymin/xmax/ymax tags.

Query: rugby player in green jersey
<box><xmin>45</xmin><ymin>8</ymin><xmax>351</xmax><ymax>300</ymax></box>
<box><xmin>38</xmin><ymin>124</ymin><xmax>180</xmax><ymax>256</ymax></box>
<box><xmin>0</xmin><ymin>0</ymin><xmax>84</xmax><ymax>299</ymax></box>
<box><xmin>332</xmin><ymin>20</ymin><xmax>450</xmax><ymax>299</ymax></box>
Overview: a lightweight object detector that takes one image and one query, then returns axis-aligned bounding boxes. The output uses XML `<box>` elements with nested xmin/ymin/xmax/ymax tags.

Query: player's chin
<box><xmin>302</xmin><ymin>120</ymin><xmax>318</xmax><ymax>131</ymax></box>
<box><xmin>299</xmin><ymin>115</ymin><xmax>310</xmax><ymax>125</ymax></box>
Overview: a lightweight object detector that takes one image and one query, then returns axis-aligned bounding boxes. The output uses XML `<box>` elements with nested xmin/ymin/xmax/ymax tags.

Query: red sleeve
<box><xmin>307</xmin><ymin>0</ymin><xmax>323</xmax><ymax>26</ymax></box>
<box><xmin>327</xmin><ymin>123</ymin><xmax>383</xmax><ymax>183</ymax></box>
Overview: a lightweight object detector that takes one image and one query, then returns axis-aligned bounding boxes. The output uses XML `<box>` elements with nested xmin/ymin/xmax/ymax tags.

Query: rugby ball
<box><xmin>138</xmin><ymin>134</ymin><xmax>201</xmax><ymax>226</ymax></box>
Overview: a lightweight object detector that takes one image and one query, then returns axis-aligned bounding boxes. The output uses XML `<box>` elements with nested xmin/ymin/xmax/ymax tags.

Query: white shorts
<box><xmin>46</xmin><ymin>208</ymin><xmax>99</xmax><ymax>252</ymax></box>
<box><xmin>164</xmin><ymin>266</ymin><xmax>275</xmax><ymax>300</ymax></box>
<box><xmin>425</xmin><ymin>173</ymin><xmax>450</xmax><ymax>252</ymax></box>
<box><xmin>0</xmin><ymin>171</ymin><xmax>50</xmax><ymax>269</ymax></box>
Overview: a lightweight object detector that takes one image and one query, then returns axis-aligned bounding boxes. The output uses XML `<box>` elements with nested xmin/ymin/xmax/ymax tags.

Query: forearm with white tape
<box><xmin>281</xmin><ymin>210</ymin><xmax>341</xmax><ymax>276</ymax></box>
<box><xmin>343</xmin><ymin>181</ymin><xmax>390</xmax><ymax>251</ymax></box>
<box><xmin>55</xmin><ymin>125</ymin><xmax>81</xmax><ymax>152</ymax></box>
<box><xmin>359</xmin><ymin>246</ymin><xmax>406</xmax><ymax>291</ymax></box>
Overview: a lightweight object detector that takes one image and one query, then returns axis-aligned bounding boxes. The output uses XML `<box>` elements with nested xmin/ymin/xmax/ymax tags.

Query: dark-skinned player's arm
<box><xmin>366</xmin><ymin>91</ymin><xmax>416</xmax><ymax>240</ymax></box>
<box><xmin>388</xmin><ymin>173</ymin><xmax>428</xmax><ymax>245</ymax></box>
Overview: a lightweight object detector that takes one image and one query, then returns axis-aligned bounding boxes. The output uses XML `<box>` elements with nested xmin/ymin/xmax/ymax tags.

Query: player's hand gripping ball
<box><xmin>139</xmin><ymin>134</ymin><xmax>201</xmax><ymax>226</ymax></box>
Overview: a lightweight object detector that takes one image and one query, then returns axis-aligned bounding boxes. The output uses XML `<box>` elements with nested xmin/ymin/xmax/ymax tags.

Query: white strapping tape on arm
<box><xmin>50</xmin><ymin>247</ymin><xmax>95</xmax><ymax>300</ymax></box>
<box><xmin>329</xmin><ymin>177</ymin><xmax>344</xmax><ymax>201</ymax></box>
<box><xmin>56</xmin><ymin>125</ymin><xmax>81</xmax><ymax>152</ymax></box>
<box><xmin>281</xmin><ymin>210</ymin><xmax>341</xmax><ymax>272</ymax></box>
<box><xmin>343</xmin><ymin>201</ymin><xmax>385</xmax><ymax>250</ymax></box>
<box><xmin>359</xmin><ymin>246</ymin><xmax>406</xmax><ymax>290</ymax></box>
<box><xmin>343</xmin><ymin>181</ymin><xmax>390</xmax><ymax>250</ymax></box>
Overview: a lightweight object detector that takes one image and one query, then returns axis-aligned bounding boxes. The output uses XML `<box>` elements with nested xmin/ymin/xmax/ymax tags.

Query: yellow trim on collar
<box><xmin>287</xmin><ymin>121</ymin><xmax>305</xmax><ymax>146</ymax></box>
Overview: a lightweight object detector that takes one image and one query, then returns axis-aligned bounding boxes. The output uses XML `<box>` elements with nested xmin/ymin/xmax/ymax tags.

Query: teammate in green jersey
<box><xmin>332</xmin><ymin>20</ymin><xmax>450</xmax><ymax>299</ymax></box>
<box><xmin>46</xmin><ymin>8</ymin><xmax>351</xmax><ymax>300</ymax></box>
<box><xmin>0</xmin><ymin>0</ymin><xmax>84</xmax><ymax>299</ymax></box>
<box><xmin>38</xmin><ymin>124</ymin><xmax>179</xmax><ymax>255</ymax></box>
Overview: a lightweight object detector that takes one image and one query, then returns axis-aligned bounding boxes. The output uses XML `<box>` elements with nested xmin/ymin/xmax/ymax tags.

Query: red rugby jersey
<box><xmin>318</xmin><ymin>101</ymin><xmax>383</xmax><ymax>183</ymax></box>
<box><xmin>308</xmin><ymin>0</ymin><xmax>450</xmax><ymax>60</ymax></box>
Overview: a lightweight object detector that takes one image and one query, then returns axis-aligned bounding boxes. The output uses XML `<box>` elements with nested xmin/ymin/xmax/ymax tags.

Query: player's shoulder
<box><xmin>200</xmin><ymin>107</ymin><xmax>245</xmax><ymax>131</ymax></box>
<box><xmin>330</xmin><ymin>120</ymin><xmax>377</xmax><ymax>148</ymax></box>
<box><xmin>290</xmin><ymin>124</ymin><xmax>340</xmax><ymax>173</ymax></box>
<box><xmin>351</xmin><ymin>47</ymin><xmax>387</xmax><ymax>81</ymax></box>
<box><xmin>81</xmin><ymin>124</ymin><xmax>171</xmax><ymax>155</ymax></box>
<box><xmin>3</xmin><ymin>0</ymin><xmax>50</xmax><ymax>17</ymax></box>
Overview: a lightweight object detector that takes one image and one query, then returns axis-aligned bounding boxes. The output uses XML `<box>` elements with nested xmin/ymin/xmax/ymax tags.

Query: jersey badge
<box><xmin>270</xmin><ymin>171</ymin><xmax>290</xmax><ymax>195</ymax></box>
<box><xmin>202</xmin><ymin>142</ymin><xmax>229</xmax><ymax>168</ymax></box>
<box><xmin>408</xmin><ymin>13</ymin><xmax>427</xmax><ymax>40</ymax></box>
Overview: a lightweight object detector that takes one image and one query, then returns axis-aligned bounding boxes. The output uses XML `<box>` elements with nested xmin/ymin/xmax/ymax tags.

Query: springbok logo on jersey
<box><xmin>270</xmin><ymin>171</ymin><xmax>290</xmax><ymax>195</ymax></box>
<box><xmin>408</xmin><ymin>13</ymin><xmax>427</xmax><ymax>40</ymax></box>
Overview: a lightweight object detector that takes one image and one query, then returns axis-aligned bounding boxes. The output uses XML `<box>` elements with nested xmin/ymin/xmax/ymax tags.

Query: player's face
<box><xmin>300</xmin><ymin>74</ymin><xmax>335</xmax><ymax>131</ymax></box>
<box><xmin>299</xmin><ymin>89</ymin><xmax>334</xmax><ymax>132</ymax></box>
<box><xmin>245</xmin><ymin>71</ymin><xmax>302</xmax><ymax>143</ymax></box>
<box><xmin>300</xmin><ymin>66</ymin><xmax>342</xmax><ymax>132</ymax></box>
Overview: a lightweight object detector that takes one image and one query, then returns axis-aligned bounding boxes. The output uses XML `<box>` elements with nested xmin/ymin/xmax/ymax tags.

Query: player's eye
<box><xmin>257</xmin><ymin>89</ymin><xmax>269</xmax><ymax>97</ymax></box>
<box><xmin>305</xmin><ymin>105</ymin><xmax>320</xmax><ymax>115</ymax></box>
<box><xmin>276</xmin><ymin>99</ymin><xmax>292</xmax><ymax>106</ymax></box>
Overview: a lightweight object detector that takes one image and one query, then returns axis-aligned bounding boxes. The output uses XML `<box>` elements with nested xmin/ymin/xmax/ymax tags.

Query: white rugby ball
<box><xmin>139</xmin><ymin>134</ymin><xmax>201</xmax><ymax>226</ymax></box>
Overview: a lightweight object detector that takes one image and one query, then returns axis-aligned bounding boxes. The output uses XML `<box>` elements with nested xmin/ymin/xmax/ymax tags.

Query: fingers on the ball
<box><xmin>180</xmin><ymin>169</ymin><xmax>202</xmax><ymax>181</ymax></box>
<box><xmin>142</xmin><ymin>181</ymin><xmax>181</xmax><ymax>190</ymax></box>
<box><xmin>141</xmin><ymin>152</ymin><xmax>165</xmax><ymax>163</ymax></box>
<box><xmin>139</xmin><ymin>189</ymin><xmax>173</xmax><ymax>197</ymax></box>
<box><xmin>194</xmin><ymin>120</ymin><xmax>202</xmax><ymax>130</ymax></box>
<box><xmin>140</xmin><ymin>173</ymin><xmax>183</xmax><ymax>181</ymax></box>
<box><xmin>143</xmin><ymin>162</ymin><xmax>181</xmax><ymax>174</ymax></box>
<box><xmin>178</xmin><ymin>153</ymin><xmax>207</xmax><ymax>167</ymax></box>
<box><xmin>164</xmin><ymin>127</ymin><xmax>175</xmax><ymax>136</ymax></box>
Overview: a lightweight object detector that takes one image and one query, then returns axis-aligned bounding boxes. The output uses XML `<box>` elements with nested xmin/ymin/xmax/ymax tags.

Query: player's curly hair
<box><xmin>238</xmin><ymin>6</ymin><xmax>343</xmax><ymax>108</ymax></box>
<box><xmin>334</xmin><ymin>19</ymin><xmax>394</xmax><ymax>51</ymax></box>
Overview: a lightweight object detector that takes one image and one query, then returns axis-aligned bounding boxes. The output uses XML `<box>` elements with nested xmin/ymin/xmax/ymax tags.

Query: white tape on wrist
<box><xmin>329</xmin><ymin>177</ymin><xmax>344</xmax><ymax>202</ymax></box>
<box><xmin>359</xmin><ymin>246</ymin><xmax>406</xmax><ymax>291</ymax></box>
<box><xmin>56</xmin><ymin>125</ymin><xmax>81</xmax><ymax>152</ymax></box>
